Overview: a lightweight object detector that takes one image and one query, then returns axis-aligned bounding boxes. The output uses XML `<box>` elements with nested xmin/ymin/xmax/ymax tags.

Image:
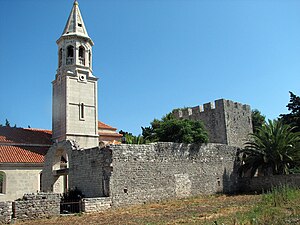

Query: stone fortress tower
<box><xmin>173</xmin><ymin>99</ymin><xmax>253</xmax><ymax>148</ymax></box>
<box><xmin>52</xmin><ymin>0</ymin><xmax>98</xmax><ymax>148</ymax></box>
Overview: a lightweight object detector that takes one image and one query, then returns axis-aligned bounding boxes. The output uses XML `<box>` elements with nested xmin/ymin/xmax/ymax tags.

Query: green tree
<box><xmin>251</xmin><ymin>109</ymin><xmax>266</xmax><ymax>134</ymax></box>
<box><xmin>142</xmin><ymin>113</ymin><xmax>208</xmax><ymax>144</ymax></box>
<box><xmin>119</xmin><ymin>130</ymin><xmax>146</xmax><ymax>144</ymax></box>
<box><xmin>280</xmin><ymin>91</ymin><xmax>300</xmax><ymax>132</ymax></box>
<box><xmin>238</xmin><ymin>120</ymin><xmax>300</xmax><ymax>177</ymax></box>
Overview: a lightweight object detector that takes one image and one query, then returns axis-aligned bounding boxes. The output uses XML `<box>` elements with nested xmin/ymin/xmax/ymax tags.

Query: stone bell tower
<box><xmin>52</xmin><ymin>0</ymin><xmax>99</xmax><ymax>148</ymax></box>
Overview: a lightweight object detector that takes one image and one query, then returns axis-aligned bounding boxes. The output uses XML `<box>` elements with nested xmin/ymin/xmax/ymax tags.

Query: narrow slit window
<box><xmin>80</xmin><ymin>103</ymin><xmax>84</xmax><ymax>119</ymax></box>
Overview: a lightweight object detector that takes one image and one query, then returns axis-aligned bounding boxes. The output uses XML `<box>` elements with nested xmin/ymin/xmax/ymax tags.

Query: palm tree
<box><xmin>238</xmin><ymin>119</ymin><xmax>300</xmax><ymax>177</ymax></box>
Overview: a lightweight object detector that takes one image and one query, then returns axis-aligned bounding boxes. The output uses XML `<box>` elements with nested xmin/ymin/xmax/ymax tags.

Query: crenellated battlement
<box><xmin>173</xmin><ymin>99</ymin><xmax>250</xmax><ymax>119</ymax></box>
<box><xmin>173</xmin><ymin>99</ymin><xmax>252</xmax><ymax>148</ymax></box>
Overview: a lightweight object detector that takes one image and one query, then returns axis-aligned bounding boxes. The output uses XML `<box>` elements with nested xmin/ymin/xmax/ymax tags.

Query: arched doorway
<box><xmin>52</xmin><ymin>148</ymin><xmax>69</xmax><ymax>194</ymax></box>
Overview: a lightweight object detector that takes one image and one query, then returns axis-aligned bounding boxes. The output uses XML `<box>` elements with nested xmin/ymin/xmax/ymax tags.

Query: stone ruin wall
<box><xmin>13</xmin><ymin>193</ymin><xmax>60</xmax><ymax>221</ymax></box>
<box><xmin>42</xmin><ymin>141</ymin><xmax>239</xmax><ymax>207</ymax></box>
<box><xmin>42</xmin><ymin>140</ymin><xmax>112</xmax><ymax>198</ymax></box>
<box><xmin>173</xmin><ymin>99</ymin><xmax>252</xmax><ymax>148</ymax></box>
<box><xmin>108</xmin><ymin>142</ymin><xmax>239</xmax><ymax>206</ymax></box>
<box><xmin>0</xmin><ymin>193</ymin><xmax>60</xmax><ymax>223</ymax></box>
<box><xmin>69</xmin><ymin>147</ymin><xmax>112</xmax><ymax>198</ymax></box>
<box><xmin>0</xmin><ymin>201</ymin><xmax>12</xmax><ymax>224</ymax></box>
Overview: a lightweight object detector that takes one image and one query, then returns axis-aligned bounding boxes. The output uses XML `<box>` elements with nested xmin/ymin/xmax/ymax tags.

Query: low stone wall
<box><xmin>82</xmin><ymin>197</ymin><xmax>112</xmax><ymax>213</ymax></box>
<box><xmin>13</xmin><ymin>193</ymin><xmax>60</xmax><ymax>221</ymax></box>
<box><xmin>238</xmin><ymin>174</ymin><xmax>300</xmax><ymax>193</ymax></box>
<box><xmin>0</xmin><ymin>201</ymin><xmax>12</xmax><ymax>224</ymax></box>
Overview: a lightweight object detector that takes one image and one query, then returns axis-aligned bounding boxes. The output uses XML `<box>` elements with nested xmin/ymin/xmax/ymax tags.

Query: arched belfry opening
<box><xmin>59</xmin><ymin>48</ymin><xmax>63</xmax><ymax>67</ymax></box>
<box><xmin>52</xmin><ymin>148</ymin><xmax>69</xmax><ymax>194</ymax></box>
<box><xmin>66</xmin><ymin>45</ymin><xmax>74</xmax><ymax>65</ymax></box>
<box><xmin>79</xmin><ymin>46</ymin><xmax>85</xmax><ymax>65</ymax></box>
<box><xmin>88</xmin><ymin>50</ymin><xmax>91</xmax><ymax>67</ymax></box>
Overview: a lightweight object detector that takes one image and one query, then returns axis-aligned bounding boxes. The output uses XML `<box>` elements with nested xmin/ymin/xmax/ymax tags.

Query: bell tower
<box><xmin>52</xmin><ymin>1</ymin><xmax>99</xmax><ymax>148</ymax></box>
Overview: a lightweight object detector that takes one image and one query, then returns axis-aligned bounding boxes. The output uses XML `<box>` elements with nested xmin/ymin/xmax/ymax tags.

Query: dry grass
<box><xmin>17</xmin><ymin>189</ymin><xmax>300</xmax><ymax>225</ymax></box>
<box><xmin>17</xmin><ymin>195</ymin><xmax>257</xmax><ymax>225</ymax></box>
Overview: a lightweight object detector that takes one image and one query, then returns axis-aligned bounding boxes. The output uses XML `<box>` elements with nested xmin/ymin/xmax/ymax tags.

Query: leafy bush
<box><xmin>61</xmin><ymin>187</ymin><xmax>84</xmax><ymax>201</ymax></box>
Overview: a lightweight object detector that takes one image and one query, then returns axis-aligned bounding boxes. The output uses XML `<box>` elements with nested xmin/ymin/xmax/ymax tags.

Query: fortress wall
<box><xmin>109</xmin><ymin>142</ymin><xmax>239</xmax><ymax>207</ymax></box>
<box><xmin>173</xmin><ymin>99</ymin><xmax>252</xmax><ymax>148</ymax></box>
<box><xmin>223</xmin><ymin>100</ymin><xmax>252</xmax><ymax>148</ymax></box>
<box><xmin>43</xmin><ymin>141</ymin><xmax>239</xmax><ymax>207</ymax></box>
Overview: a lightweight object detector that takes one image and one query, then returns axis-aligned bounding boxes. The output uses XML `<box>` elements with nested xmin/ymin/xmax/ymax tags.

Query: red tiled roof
<box><xmin>0</xmin><ymin>127</ymin><xmax>52</xmax><ymax>164</ymax></box>
<box><xmin>0</xmin><ymin>127</ymin><xmax>52</xmax><ymax>145</ymax></box>
<box><xmin>99</xmin><ymin>132</ymin><xmax>123</xmax><ymax>137</ymax></box>
<box><xmin>0</xmin><ymin>120</ymin><xmax>120</xmax><ymax>163</ymax></box>
<box><xmin>0</xmin><ymin>145</ymin><xmax>48</xmax><ymax>163</ymax></box>
<box><xmin>98</xmin><ymin>121</ymin><xmax>117</xmax><ymax>131</ymax></box>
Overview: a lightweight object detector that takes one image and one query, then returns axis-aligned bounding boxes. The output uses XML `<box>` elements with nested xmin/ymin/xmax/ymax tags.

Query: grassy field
<box><xmin>19</xmin><ymin>186</ymin><xmax>300</xmax><ymax>225</ymax></box>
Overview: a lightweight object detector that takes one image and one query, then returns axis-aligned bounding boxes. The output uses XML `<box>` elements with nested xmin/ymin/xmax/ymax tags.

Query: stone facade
<box><xmin>0</xmin><ymin>165</ymin><xmax>42</xmax><ymax>202</ymax></box>
<box><xmin>173</xmin><ymin>99</ymin><xmax>253</xmax><ymax>148</ymax></box>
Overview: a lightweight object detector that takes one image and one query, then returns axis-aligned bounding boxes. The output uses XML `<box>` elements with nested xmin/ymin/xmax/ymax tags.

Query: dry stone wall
<box><xmin>13</xmin><ymin>193</ymin><xmax>60</xmax><ymax>221</ymax></box>
<box><xmin>0</xmin><ymin>202</ymin><xmax>12</xmax><ymax>224</ymax></box>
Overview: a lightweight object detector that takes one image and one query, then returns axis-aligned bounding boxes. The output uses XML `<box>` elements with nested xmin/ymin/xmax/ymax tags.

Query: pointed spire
<box><xmin>61</xmin><ymin>1</ymin><xmax>91</xmax><ymax>40</ymax></box>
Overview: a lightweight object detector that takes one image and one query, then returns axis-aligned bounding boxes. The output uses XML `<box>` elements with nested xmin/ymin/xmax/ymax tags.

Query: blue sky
<box><xmin>1</xmin><ymin>0</ymin><xmax>300</xmax><ymax>135</ymax></box>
